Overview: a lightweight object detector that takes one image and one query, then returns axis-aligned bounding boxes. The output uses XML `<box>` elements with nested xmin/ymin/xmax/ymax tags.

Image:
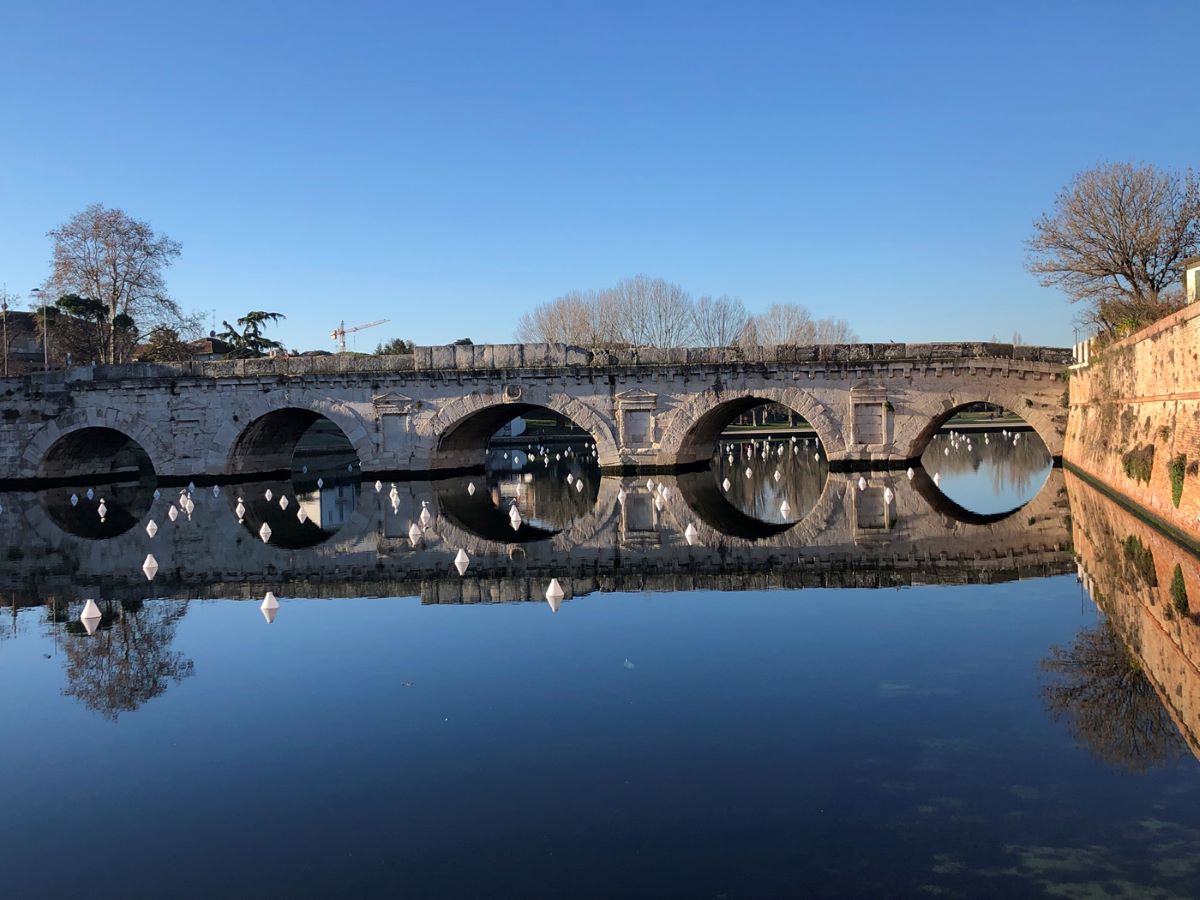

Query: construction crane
<box><xmin>331</xmin><ymin>318</ymin><xmax>390</xmax><ymax>353</ymax></box>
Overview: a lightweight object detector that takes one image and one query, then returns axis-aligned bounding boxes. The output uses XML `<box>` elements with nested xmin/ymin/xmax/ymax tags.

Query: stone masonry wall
<box><xmin>1066</xmin><ymin>302</ymin><xmax>1200</xmax><ymax>543</ymax></box>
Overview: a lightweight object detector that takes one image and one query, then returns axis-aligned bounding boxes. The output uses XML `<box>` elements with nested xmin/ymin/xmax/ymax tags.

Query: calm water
<box><xmin>3</xmin><ymin>431</ymin><xmax>1200</xmax><ymax>898</ymax></box>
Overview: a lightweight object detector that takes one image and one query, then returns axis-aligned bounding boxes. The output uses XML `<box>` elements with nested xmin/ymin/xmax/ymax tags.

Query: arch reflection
<box><xmin>39</xmin><ymin>480</ymin><xmax>155</xmax><ymax>539</ymax></box>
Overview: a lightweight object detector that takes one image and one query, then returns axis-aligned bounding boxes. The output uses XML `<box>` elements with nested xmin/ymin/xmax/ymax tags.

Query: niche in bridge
<box><xmin>40</xmin><ymin>481</ymin><xmax>156</xmax><ymax>540</ymax></box>
<box><xmin>681</xmin><ymin>399</ymin><xmax>828</xmax><ymax>527</ymax></box>
<box><xmin>39</xmin><ymin>427</ymin><xmax>156</xmax><ymax>484</ymax></box>
<box><xmin>228</xmin><ymin>410</ymin><xmax>359</xmax><ymax>478</ymax></box>
<box><xmin>229</xmin><ymin>477</ymin><xmax>358</xmax><ymax>549</ymax></box>
<box><xmin>918</xmin><ymin>402</ymin><xmax>1052</xmax><ymax>517</ymax></box>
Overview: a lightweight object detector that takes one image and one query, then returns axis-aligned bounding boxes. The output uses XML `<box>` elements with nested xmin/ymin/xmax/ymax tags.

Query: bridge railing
<box><xmin>7</xmin><ymin>341</ymin><xmax>1073</xmax><ymax>385</ymax></box>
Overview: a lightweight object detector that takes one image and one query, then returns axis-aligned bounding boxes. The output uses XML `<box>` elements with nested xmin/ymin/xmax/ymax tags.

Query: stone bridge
<box><xmin>0</xmin><ymin>469</ymin><xmax>1073</xmax><ymax>607</ymax></box>
<box><xmin>0</xmin><ymin>341</ymin><xmax>1071</xmax><ymax>483</ymax></box>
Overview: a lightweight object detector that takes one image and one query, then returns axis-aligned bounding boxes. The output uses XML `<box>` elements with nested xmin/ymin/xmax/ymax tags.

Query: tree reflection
<box><xmin>61</xmin><ymin>600</ymin><xmax>195</xmax><ymax>720</ymax></box>
<box><xmin>1040</xmin><ymin>619</ymin><xmax>1184</xmax><ymax>772</ymax></box>
<box><xmin>922</xmin><ymin>431</ymin><xmax>1052</xmax><ymax>498</ymax></box>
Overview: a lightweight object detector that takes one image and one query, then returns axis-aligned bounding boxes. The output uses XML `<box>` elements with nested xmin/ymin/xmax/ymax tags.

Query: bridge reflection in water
<box><xmin>2</xmin><ymin>455</ymin><xmax>1073</xmax><ymax>607</ymax></box>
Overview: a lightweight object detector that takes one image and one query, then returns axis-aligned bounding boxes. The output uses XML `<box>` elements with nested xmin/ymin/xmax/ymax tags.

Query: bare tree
<box><xmin>1026</xmin><ymin>162</ymin><xmax>1200</xmax><ymax>338</ymax></box>
<box><xmin>693</xmin><ymin>294</ymin><xmax>749</xmax><ymax>346</ymax></box>
<box><xmin>514</xmin><ymin>278</ymin><xmax>856</xmax><ymax>348</ymax></box>
<box><xmin>44</xmin><ymin>203</ymin><xmax>197</xmax><ymax>363</ymax></box>
<box><xmin>753</xmin><ymin>303</ymin><xmax>815</xmax><ymax>345</ymax></box>
<box><xmin>811</xmin><ymin>316</ymin><xmax>858</xmax><ymax>344</ymax></box>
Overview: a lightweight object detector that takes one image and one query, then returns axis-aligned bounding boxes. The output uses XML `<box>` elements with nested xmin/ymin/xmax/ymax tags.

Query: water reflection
<box><xmin>709</xmin><ymin>437</ymin><xmax>828</xmax><ymax>524</ymax></box>
<box><xmin>921</xmin><ymin>428</ymin><xmax>1052</xmax><ymax>514</ymax></box>
<box><xmin>40</xmin><ymin>479</ymin><xmax>155</xmax><ymax>539</ymax></box>
<box><xmin>231</xmin><ymin>477</ymin><xmax>357</xmax><ymax>548</ymax></box>
<box><xmin>1059</xmin><ymin>470</ymin><xmax>1200</xmax><ymax>768</ymax></box>
<box><xmin>59</xmin><ymin>598</ymin><xmax>195</xmax><ymax>720</ymax></box>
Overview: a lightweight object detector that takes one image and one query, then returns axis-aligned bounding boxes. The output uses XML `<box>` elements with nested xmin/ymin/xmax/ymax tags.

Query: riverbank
<box><xmin>1065</xmin><ymin>302</ymin><xmax>1200</xmax><ymax>544</ymax></box>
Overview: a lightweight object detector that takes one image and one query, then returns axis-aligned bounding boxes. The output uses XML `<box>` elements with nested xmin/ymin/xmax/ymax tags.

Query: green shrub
<box><xmin>1122</xmin><ymin>444</ymin><xmax>1155</xmax><ymax>484</ymax></box>
<box><xmin>1168</xmin><ymin>454</ymin><xmax>1187</xmax><ymax>508</ymax></box>
<box><xmin>1123</xmin><ymin>535</ymin><xmax>1158</xmax><ymax>587</ymax></box>
<box><xmin>1171</xmin><ymin>564</ymin><xmax>1189</xmax><ymax>616</ymax></box>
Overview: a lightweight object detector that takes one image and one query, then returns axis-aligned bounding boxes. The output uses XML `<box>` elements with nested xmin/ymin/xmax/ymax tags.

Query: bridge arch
<box><xmin>662</xmin><ymin>387</ymin><xmax>843</xmax><ymax>468</ymax></box>
<box><xmin>898</xmin><ymin>394</ymin><xmax>1063</xmax><ymax>462</ymax></box>
<box><xmin>25</xmin><ymin>413</ymin><xmax>168</xmax><ymax>483</ymax></box>
<box><xmin>420</xmin><ymin>387</ymin><xmax>620</xmax><ymax>471</ymax></box>
<box><xmin>221</xmin><ymin>402</ymin><xmax>374</xmax><ymax>476</ymax></box>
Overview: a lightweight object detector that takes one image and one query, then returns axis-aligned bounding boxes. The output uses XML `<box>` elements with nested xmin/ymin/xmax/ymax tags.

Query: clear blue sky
<box><xmin>1</xmin><ymin>0</ymin><xmax>1195</xmax><ymax>351</ymax></box>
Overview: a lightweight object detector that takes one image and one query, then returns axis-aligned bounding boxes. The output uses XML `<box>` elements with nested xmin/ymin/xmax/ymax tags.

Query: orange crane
<box><xmin>331</xmin><ymin>318</ymin><xmax>390</xmax><ymax>353</ymax></box>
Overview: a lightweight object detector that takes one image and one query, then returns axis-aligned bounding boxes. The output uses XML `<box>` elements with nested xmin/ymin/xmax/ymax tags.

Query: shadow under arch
<box><xmin>673</xmin><ymin>470</ymin><xmax>796</xmax><ymax>540</ymax></box>
<box><xmin>906</xmin><ymin>400</ymin><xmax>1053</xmax><ymax>461</ymax></box>
<box><xmin>38</xmin><ymin>426</ymin><xmax>156</xmax><ymax>484</ymax></box>
<box><xmin>430</xmin><ymin>399</ymin><xmax>605</xmax><ymax>472</ymax></box>
<box><xmin>227</xmin><ymin>409</ymin><xmax>359</xmax><ymax>477</ymax></box>
<box><xmin>671</xmin><ymin>391</ymin><xmax>837</xmax><ymax>468</ymax></box>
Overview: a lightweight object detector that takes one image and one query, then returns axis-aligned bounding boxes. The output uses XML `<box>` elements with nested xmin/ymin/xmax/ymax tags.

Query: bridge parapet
<box><xmin>1</xmin><ymin>341</ymin><xmax>1071</xmax><ymax>386</ymax></box>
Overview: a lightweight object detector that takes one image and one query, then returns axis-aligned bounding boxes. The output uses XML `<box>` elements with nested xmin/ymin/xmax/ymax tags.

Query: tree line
<box><xmin>514</xmin><ymin>274</ymin><xmax>857</xmax><ymax>348</ymax></box>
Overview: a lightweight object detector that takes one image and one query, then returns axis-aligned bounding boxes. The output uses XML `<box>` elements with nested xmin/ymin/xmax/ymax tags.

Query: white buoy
<box><xmin>744</xmin><ymin>467</ymin><xmax>753</xmax><ymax>479</ymax></box>
<box><xmin>70</xmin><ymin>493</ymin><xmax>78</xmax><ymax>506</ymax></box>
<box><xmin>567</xmin><ymin>473</ymin><xmax>574</xmax><ymax>484</ymax></box>
<box><xmin>944</xmin><ymin>447</ymin><xmax>950</xmax><ymax>456</ymax></box>
<box><xmin>168</xmin><ymin>504</ymin><xmax>179</xmax><ymax>522</ymax></box>
<box><xmin>814</xmin><ymin>452</ymin><xmax>820</xmax><ymax>461</ymax></box>
<box><xmin>509</xmin><ymin>506</ymin><xmax>522</xmax><ymax>530</ymax></box>
<box><xmin>684</xmin><ymin>522</ymin><xmax>699</xmax><ymax>545</ymax></box>
<box><xmin>261</xmin><ymin>591</ymin><xmax>279</xmax><ymax>624</ymax></box>
<box><xmin>146</xmin><ymin>519</ymin><xmax>158</xmax><ymax>538</ymax></box>
<box><xmin>212</xmin><ymin>484</ymin><xmax>220</xmax><ymax>497</ymax></box>
<box><xmin>454</xmin><ymin>548</ymin><xmax>470</xmax><ymax>576</ymax></box>
<box><xmin>722</xmin><ymin>477</ymin><xmax>732</xmax><ymax>491</ymax></box>
<box><xmin>265</xmin><ymin>489</ymin><xmax>273</xmax><ymax>501</ymax></box>
<box><xmin>883</xmin><ymin>487</ymin><xmax>895</xmax><ymax>504</ymax></box>
<box><xmin>419</xmin><ymin>506</ymin><xmax>433</xmax><ymax>528</ymax></box>
<box><xmin>317</xmin><ymin>477</ymin><xmax>324</xmax><ymax>488</ymax></box>
<box><xmin>259</xmin><ymin>522</ymin><xmax>272</xmax><ymax>543</ymax></box>
<box><xmin>408</xmin><ymin>522</ymin><xmax>422</xmax><ymax>546</ymax></box>
<box><xmin>858</xmin><ymin>476</ymin><xmax>867</xmax><ymax>491</ymax></box>
<box><xmin>645</xmin><ymin>478</ymin><xmax>654</xmax><ymax>491</ymax></box>
<box><xmin>773</xmin><ymin>469</ymin><xmax>781</xmax><ymax>482</ymax></box>
<box><xmin>97</xmin><ymin>499</ymin><xmax>107</xmax><ymax>518</ymax></box>
<box><xmin>906</xmin><ymin>467</ymin><xmax>914</xmax><ymax>480</ymax></box>
<box><xmin>297</xmin><ymin>507</ymin><xmax>308</xmax><ymax>524</ymax></box>
<box><xmin>86</xmin><ymin>487</ymin><xmax>94</xmax><ymax>500</ymax></box>
<box><xmin>80</xmin><ymin>599</ymin><xmax>102</xmax><ymax>635</ymax></box>
<box><xmin>235</xmin><ymin>499</ymin><xmax>246</xmax><ymax>519</ymax></box>
<box><xmin>467</xmin><ymin>481</ymin><xmax>476</xmax><ymax>496</ymax></box>
<box><xmin>780</xmin><ymin>499</ymin><xmax>791</xmax><ymax>517</ymax></box>
<box><xmin>142</xmin><ymin>553</ymin><xmax>159</xmax><ymax>581</ymax></box>
<box><xmin>575</xmin><ymin>480</ymin><xmax>583</xmax><ymax>493</ymax></box>
<box><xmin>545</xmin><ymin>578</ymin><xmax>565</xmax><ymax>612</ymax></box>
<box><xmin>279</xmin><ymin>495</ymin><xmax>289</xmax><ymax>510</ymax></box>
<box><xmin>375</xmin><ymin>480</ymin><xmax>383</xmax><ymax>492</ymax></box>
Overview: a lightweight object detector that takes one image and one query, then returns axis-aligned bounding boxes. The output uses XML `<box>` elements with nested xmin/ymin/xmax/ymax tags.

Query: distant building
<box><xmin>1</xmin><ymin>310</ymin><xmax>46</xmax><ymax>374</ymax></box>
<box><xmin>188</xmin><ymin>334</ymin><xmax>233</xmax><ymax>361</ymax></box>
<box><xmin>1184</xmin><ymin>255</ymin><xmax>1200</xmax><ymax>304</ymax></box>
